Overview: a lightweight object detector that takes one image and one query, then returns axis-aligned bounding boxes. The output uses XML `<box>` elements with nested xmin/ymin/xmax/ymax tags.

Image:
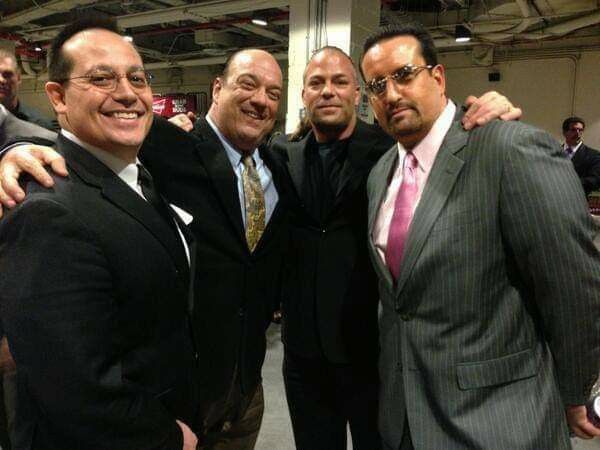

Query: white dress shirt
<box><xmin>373</xmin><ymin>101</ymin><xmax>456</xmax><ymax>263</ymax></box>
<box><xmin>61</xmin><ymin>129</ymin><xmax>190</xmax><ymax>264</ymax></box>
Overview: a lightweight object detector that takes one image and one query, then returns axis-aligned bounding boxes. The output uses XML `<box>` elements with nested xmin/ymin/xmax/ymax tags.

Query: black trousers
<box><xmin>283</xmin><ymin>349</ymin><xmax>381</xmax><ymax>450</ymax></box>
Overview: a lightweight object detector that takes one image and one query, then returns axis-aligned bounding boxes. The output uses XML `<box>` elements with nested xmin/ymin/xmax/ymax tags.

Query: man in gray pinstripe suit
<box><xmin>360</xmin><ymin>23</ymin><xmax>600</xmax><ymax>450</ymax></box>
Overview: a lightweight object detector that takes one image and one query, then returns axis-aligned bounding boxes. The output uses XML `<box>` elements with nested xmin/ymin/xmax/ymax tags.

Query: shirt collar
<box><xmin>397</xmin><ymin>100</ymin><xmax>456</xmax><ymax>172</ymax></box>
<box><xmin>0</xmin><ymin>104</ymin><xmax>8</xmax><ymax>127</ymax></box>
<box><xmin>564</xmin><ymin>141</ymin><xmax>583</xmax><ymax>153</ymax></box>
<box><xmin>60</xmin><ymin>129</ymin><xmax>139</xmax><ymax>188</ymax></box>
<box><xmin>205</xmin><ymin>113</ymin><xmax>262</xmax><ymax>170</ymax></box>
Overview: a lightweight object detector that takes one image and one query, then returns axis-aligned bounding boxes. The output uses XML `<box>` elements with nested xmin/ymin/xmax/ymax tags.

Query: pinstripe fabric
<box><xmin>367</xmin><ymin>111</ymin><xmax>600</xmax><ymax>450</ymax></box>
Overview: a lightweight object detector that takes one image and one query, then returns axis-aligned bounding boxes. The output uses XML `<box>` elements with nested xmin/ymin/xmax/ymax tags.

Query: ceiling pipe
<box><xmin>477</xmin><ymin>9</ymin><xmax>600</xmax><ymax>41</ymax></box>
<box><xmin>0</xmin><ymin>0</ymin><xmax>99</xmax><ymax>27</ymax></box>
<box><xmin>467</xmin><ymin>0</ymin><xmax>543</xmax><ymax>42</ymax></box>
<box><xmin>17</xmin><ymin>0</ymin><xmax>290</xmax><ymax>41</ymax></box>
<box><xmin>132</xmin><ymin>12</ymin><xmax>288</xmax><ymax>38</ymax></box>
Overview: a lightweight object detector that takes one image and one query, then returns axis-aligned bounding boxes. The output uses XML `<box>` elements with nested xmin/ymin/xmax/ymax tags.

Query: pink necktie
<box><xmin>386</xmin><ymin>152</ymin><xmax>419</xmax><ymax>282</ymax></box>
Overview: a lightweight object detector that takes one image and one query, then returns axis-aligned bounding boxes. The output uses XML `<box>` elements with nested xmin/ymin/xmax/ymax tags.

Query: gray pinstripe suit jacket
<box><xmin>367</xmin><ymin>109</ymin><xmax>600</xmax><ymax>450</ymax></box>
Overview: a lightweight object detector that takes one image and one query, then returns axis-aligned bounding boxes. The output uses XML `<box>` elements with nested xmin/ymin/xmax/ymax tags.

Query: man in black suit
<box><xmin>139</xmin><ymin>49</ymin><xmax>288</xmax><ymax>450</ymax></box>
<box><xmin>0</xmin><ymin>18</ymin><xmax>198</xmax><ymax>450</ymax></box>
<box><xmin>0</xmin><ymin>47</ymin><xmax>288</xmax><ymax>450</ymax></box>
<box><xmin>271</xmin><ymin>46</ymin><xmax>523</xmax><ymax>450</ymax></box>
<box><xmin>562</xmin><ymin>116</ymin><xmax>600</xmax><ymax>195</ymax></box>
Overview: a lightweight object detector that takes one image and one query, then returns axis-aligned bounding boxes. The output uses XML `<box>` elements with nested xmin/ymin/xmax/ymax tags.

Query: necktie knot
<box><xmin>405</xmin><ymin>152</ymin><xmax>418</xmax><ymax>170</ymax></box>
<box><xmin>242</xmin><ymin>154</ymin><xmax>255</xmax><ymax>169</ymax></box>
<box><xmin>565</xmin><ymin>146</ymin><xmax>574</xmax><ymax>156</ymax></box>
<box><xmin>137</xmin><ymin>163</ymin><xmax>153</xmax><ymax>188</ymax></box>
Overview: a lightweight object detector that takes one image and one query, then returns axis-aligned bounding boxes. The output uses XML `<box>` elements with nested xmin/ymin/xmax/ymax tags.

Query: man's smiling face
<box><xmin>210</xmin><ymin>50</ymin><xmax>282</xmax><ymax>153</ymax></box>
<box><xmin>46</xmin><ymin>28</ymin><xmax>153</xmax><ymax>158</ymax></box>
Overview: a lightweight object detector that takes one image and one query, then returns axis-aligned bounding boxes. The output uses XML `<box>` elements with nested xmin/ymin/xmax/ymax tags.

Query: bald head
<box><xmin>303</xmin><ymin>46</ymin><xmax>358</xmax><ymax>85</ymax></box>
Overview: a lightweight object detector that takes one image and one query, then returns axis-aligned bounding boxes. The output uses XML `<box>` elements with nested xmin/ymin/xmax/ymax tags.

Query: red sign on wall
<box><xmin>152</xmin><ymin>93</ymin><xmax>197</xmax><ymax>118</ymax></box>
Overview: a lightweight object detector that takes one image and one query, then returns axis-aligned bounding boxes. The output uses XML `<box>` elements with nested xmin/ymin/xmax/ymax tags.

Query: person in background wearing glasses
<box><xmin>562</xmin><ymin>116</ymin><xmax>600</xmax><ymax>196</ymax></box>
<box><xmin>0</xmin><ymin>18</ymin><xmax>199</xmax><ymax>450</ymax></box>
<box><xmin>361</xmin><ymin>22</ymin><xmax>600</xmax><ymax>450</ymax></box>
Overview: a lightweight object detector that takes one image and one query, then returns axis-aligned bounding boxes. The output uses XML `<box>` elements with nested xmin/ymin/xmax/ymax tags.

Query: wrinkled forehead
<box><xmin>63</xmin><ymin>29</ymin><xmax>143</xmax><ymax>72</ymax></box>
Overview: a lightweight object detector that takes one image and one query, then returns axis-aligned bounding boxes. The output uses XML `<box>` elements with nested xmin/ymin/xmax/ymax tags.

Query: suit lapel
<box><xmin>192</xmin><ymin>118</ymin><xmax>246</xmax><ymax>247</ymax></box>
<box><xmin>393</xmin><ymin>119</ymin><xmax>468</xmax><ymax>298</ymax></box>
<box><xmin>286</xmin><ymin>138</ymin><xmax>307</xmax><ymax>199</ymax></box>
<box><xmin>335</xmin><ymin>120</ymin><xmax>395</xmax><ymax>202</ymax></box>
<box><xmin>368</xmin><ymin>145</ymin><xmax>398</xmax><ymax>290</ymax></box>
<box><xmin>58</xmin><ymin>136</ymin><xmax>190</xmax><ymax>284</ymax></box>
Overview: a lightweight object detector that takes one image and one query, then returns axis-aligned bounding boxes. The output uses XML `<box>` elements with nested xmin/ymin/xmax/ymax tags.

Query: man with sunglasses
<box><xmin>271</xmin><ymin>45</ymin><xmax>522</xmax><ymax>450</ymax></box>
<box><xmin>0</xmin><ymin>18</ymin><xmax>198</xmax><ymax>450</ymax></box>
<box><xmin>361</xmin><ymin>22</ymin><xmax>600</xmax><ymax>450</ymax></box>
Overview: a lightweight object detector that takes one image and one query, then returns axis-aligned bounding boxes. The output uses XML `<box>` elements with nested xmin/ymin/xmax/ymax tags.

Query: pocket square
<box><xmin>169</xmin><ymin>204</ymin><xmax>194</xmax><ymax>225</ymax></box>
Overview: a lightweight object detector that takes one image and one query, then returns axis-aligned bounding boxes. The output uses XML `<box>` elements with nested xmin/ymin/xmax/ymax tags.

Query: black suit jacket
<box><xmin>271</xmin><ymin>120</ymin><xmax>394</xmax><ymax>364</ymax></box>
<box><xmin>140</xmin><ymin>117</ymin><xmax>288</xmax><ymax>427</ymax></box>
<box><xmin>0</xmin><ymin>108</ymin><xmax>56</xmax><ymax>149</ymax></box>
<box><xmin>571</xmin><ymin>143</ymin><xmax>600</xmax><ymax>195</ymax></box>
<box><xmin>0</xmin><ymin>135</ymin><xmax>198</xmax><ymax>450</ymax></box>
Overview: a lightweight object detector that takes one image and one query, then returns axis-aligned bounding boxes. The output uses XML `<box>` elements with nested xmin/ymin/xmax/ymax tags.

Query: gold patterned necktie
<box><xmin>241</xmin><ymin>154</ymin><xmax>266</xmax><ymax>252</ymax></box>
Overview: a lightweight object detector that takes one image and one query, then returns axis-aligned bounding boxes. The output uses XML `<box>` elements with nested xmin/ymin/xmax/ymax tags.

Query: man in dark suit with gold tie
<box><xmin>362</xmin><ymin>22</ymin><xmax>600</xmax><ymax>450</ymax></box>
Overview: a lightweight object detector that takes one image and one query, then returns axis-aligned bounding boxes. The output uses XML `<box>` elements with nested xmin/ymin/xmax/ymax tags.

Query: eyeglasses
<box><xmin>365</xmin><ymin>64</ymin><xmax>433</xmax><ymax>97</ymax></box>
<box><xmin>58</xmin><ymin>69</ymin><xmax>153</xmax><ymax>91</ymax></box>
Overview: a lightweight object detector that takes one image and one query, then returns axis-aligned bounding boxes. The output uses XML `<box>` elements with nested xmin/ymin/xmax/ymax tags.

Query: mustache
<box><xmin>386</xmin><ymin>101</ymin><xmax>416</xmax><ymax>118</ymax></box>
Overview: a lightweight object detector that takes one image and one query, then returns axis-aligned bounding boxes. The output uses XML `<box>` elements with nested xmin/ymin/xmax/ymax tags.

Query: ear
<box><xmin>212</xmin><ymin>77</ymin><xmax>223</xmax><ymax>104</ymax></box>
<box><xmin>45</xmin><ymin>82</ymin><xmax>67</xmax><ymax>115</ymax></box>
<box><xmin>15</xmin><ymin>71</ymin><xmax>22</xmax><ymax>86</ymax></box>
<box><xmin>301</xmin><ymin>87</ymin><xmax>308</xmax><ymax>108</ymax></box>
<box><xmin>353</xmin><ymin>85</ymin><xmax>360</xmax><ymax>107</ymax></box>
<box><xmin>431</xmin><ymin>64</ymin><xmax>446</xmax><ymax>95</ymax></box>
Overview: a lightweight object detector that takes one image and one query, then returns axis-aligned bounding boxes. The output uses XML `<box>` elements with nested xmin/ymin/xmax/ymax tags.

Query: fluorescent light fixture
<box><xmin>34</xmin><ymin>46</ymin><xmax>42</xmax><ymax>52</ymax></box>
<box><xmin>251</xmin><ymin>16</ymin><xmax>268</xmax><ymax>26</ymax></box>
<box><xmin>124</xmin><ymin>35</ymin><xmax>134</xmax><ymax>43</ymax></box>
<box><xmin>455</xmin><ymin>24</ymin><xmax>471</xmax><ymax>43</ymax></box>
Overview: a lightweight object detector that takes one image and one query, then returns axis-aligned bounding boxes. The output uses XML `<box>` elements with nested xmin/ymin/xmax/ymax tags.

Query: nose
<box><xmin>382</xmin><ymin>77</ymin><xmax>404</xmax><ymax>105</ymax></box>
<box><xmin>111</xmin><ymin>76</ymin><xmax>138</xmax><ymax>105</ymax></box>
<box><xmin>321</xmin><ymin>80</ymin><xmax>334</xmax><ymax>97</ymax></box>
<box><xmin>250</xmin><ymin>86</ymin><xmax>268</xmax><ymax>108</ymax></box>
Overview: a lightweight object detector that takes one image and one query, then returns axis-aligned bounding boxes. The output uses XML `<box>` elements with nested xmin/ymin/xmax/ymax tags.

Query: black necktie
<box><xmin>137</xmin><ymin>164</ymin><xmax>188</xmax><ymax>269</ymax></box>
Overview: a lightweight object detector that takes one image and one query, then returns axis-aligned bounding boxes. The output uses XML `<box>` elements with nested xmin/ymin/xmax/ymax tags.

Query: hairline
<box><xmin>302</xmin><ymin>46</ymin><xmax>359</xmax><ymax>85</ymax></box>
